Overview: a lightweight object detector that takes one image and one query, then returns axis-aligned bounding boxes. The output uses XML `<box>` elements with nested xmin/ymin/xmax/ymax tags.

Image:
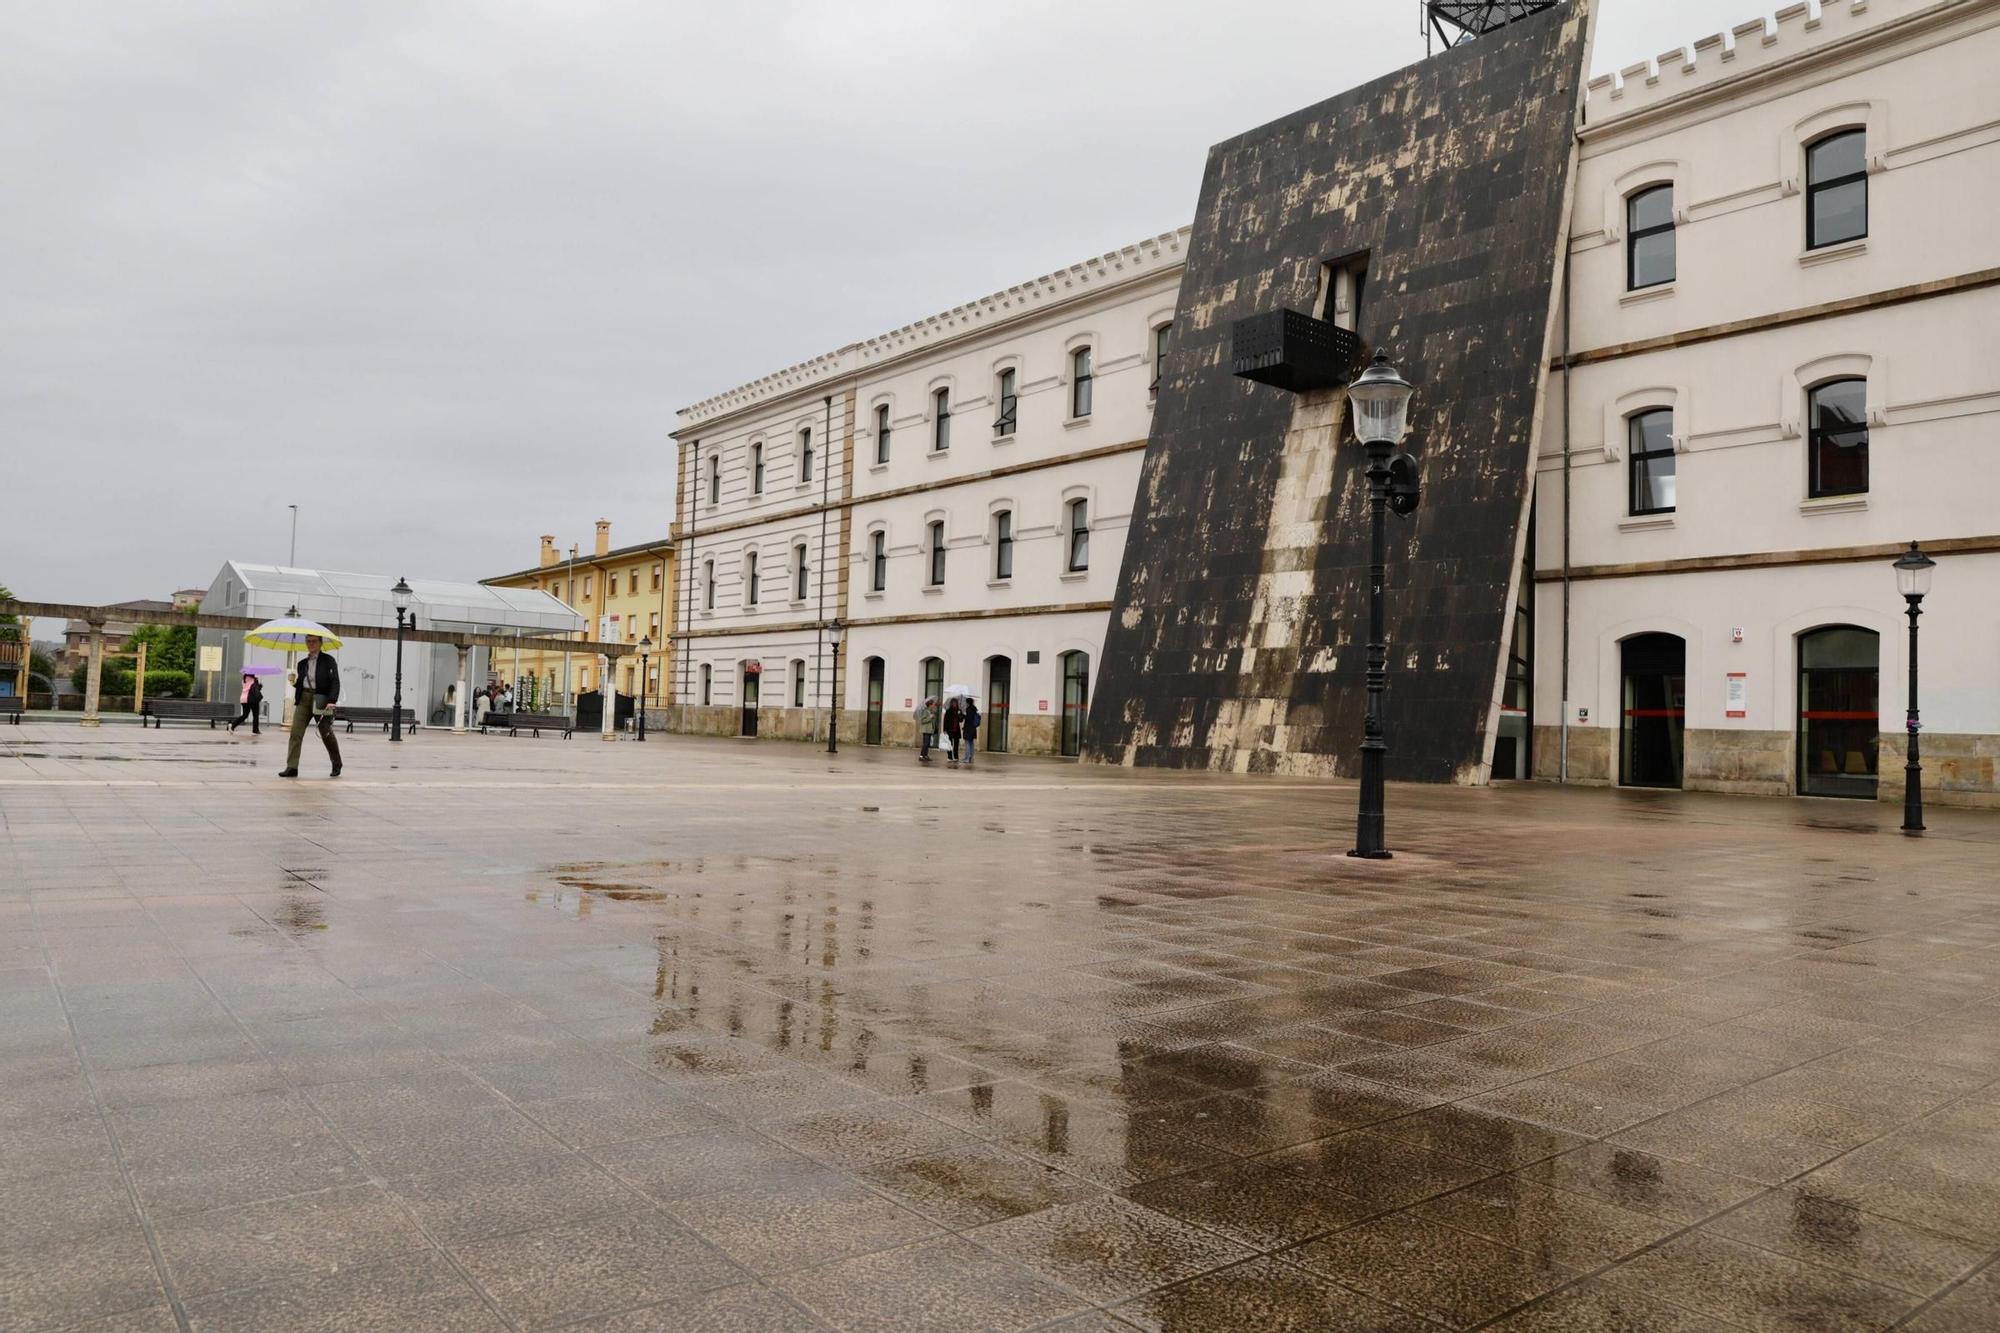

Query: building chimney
<box><xmin>594</xmin><ymin>519</ymin><xmax>611</xmax><ymax>557</ymax></box>
<box><xmin>539</xmin><ymin>535</ymin><xmax>557</xmax><ymax>567</ymax></box>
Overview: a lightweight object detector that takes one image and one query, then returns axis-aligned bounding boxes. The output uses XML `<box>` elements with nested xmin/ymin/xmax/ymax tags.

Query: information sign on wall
<box><xmin>198</xmin><ymin>646</ymin><xmax>223</xmax><ymax>673</ymax></box>
<box><xmin>1726</xmin><ymin>672</ymin><xmax>1748</xmax><ymax>719</ymax></box>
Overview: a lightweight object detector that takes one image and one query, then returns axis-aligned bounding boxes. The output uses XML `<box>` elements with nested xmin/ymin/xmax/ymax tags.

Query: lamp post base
<box><xmin>1347</xmin><ymin>848</ymin><xmax>1394</xmax><ymax>861</ymax></box>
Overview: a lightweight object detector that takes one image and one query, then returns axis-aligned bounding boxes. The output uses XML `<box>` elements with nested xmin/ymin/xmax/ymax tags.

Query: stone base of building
<box><xmin>659</xmin><ymin>706</ymin><xmax>1073</xmax><ymax>758</ymax></box>
<box><xmin>1532</xmin><ymin>725</ymin><xmax>1999</xmax><ymax>808</ymax></box>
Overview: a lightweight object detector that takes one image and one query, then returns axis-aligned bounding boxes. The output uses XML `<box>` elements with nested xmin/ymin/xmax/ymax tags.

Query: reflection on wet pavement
<box><xmin>2</xmin><ymin>722</ymin><xmax>1999</xmax><ymax>1329</ymax></box>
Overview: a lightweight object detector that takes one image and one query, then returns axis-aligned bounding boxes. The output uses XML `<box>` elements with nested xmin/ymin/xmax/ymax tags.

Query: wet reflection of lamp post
<box><xmin>636</xmin><ymin>635</ymin><xmax>651</xmax><ymax>742</ymax></box>
<box><xmin>1893</xmin><ymin>541</ymin><xmax>1935</xmax><ymax>835</ymax></box>
<box><xmin>826</xmin><ymin>618</ymin><xmax>845</xmax><ymax>755</ymax></box>
<box><xmin>1345</xmin><ymin>353</ymin><xmax>1419</xmax><ymax>861</ymax></box>
<box><xmin>390</xmin><ymin>577</ymin><xmax>412</xmax><ymax>743</ymax></box>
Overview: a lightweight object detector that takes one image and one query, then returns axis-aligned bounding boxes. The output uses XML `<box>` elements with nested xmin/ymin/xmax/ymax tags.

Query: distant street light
<box><xmin>826</xmin><ymin>618</ymin><xmax>845</xmax><ymax>755</ymax></box>
<box><xmin>1893</xmin><ymin>541</ymin><xmax>1936</xmax><ymax>835</ymax></box>
<box><xmin>636</xmin><ymin>635</ymin><xmax>652</xmax><ymax>742</ymax></box>
<box><xmin>390</xmin><ymin>577</ymin><xmax>413</xmax><ymax>743</ymax></box>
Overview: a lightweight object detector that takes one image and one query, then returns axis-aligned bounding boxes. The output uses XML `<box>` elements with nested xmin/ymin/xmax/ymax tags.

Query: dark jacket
<box><xmin>963</xmin><ymin>704</ymin><xmax>980</xmax><ymax>737</ymax></box>
<box><xmin>293</xmin><ymin>653</ymin><xmax>340</xmax><ymax>707</ymax></box>
<box><xmin>245</xmin><ymin>679</ymin><xmax>264</xmax><ymax>709</ymax></box>
<box><xmin>943</xmin><ymin>703</ymin><xmax>963</xmax><ymax>739</ymax></box>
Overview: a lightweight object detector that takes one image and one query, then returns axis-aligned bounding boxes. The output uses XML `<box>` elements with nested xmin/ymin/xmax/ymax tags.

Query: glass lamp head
<box><xmin>390</xmin><ymin>577</ymin><xmax>413</xmax><ymax>613</ymax></box>
<box><xmin>1894</xmin><ymin>541</ymin><xmax>1935</xmax><ymax>599</ymax></box>
<box><xmin>1346</xmin><ymin>353</ymin><xmax>1414</xmax><ymax>447</ymax></box>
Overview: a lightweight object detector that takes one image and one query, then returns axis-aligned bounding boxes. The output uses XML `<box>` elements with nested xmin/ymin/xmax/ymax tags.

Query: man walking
<box><xmin>281</xmin><ymin>633</ymin><xmax>342</xmax><ymax>779</ymax></box>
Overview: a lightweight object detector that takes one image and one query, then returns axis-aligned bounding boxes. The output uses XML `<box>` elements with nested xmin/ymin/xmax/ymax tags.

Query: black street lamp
<box><xmin>1893</xmin><ymin>541</ymin><xmax>1935</xmax><ymax>835</ymax></box>
<box><xmin>636</xmin><ymin>635</ymin><xmax>651</xmax><ymax>742</ymax></box>
<box><xmin>1345</xmin><ymin>353</ymin><xmax>1418</xmax><ymax>860</ymax></box>
<box><xmin>826</xmin><ymin>618</ymin><xmax>845</xmax><ymax>755</ymax></box>
<box><xmin>389</xmin><ymin>577</ymin><xmax>413</xmax><ymax>743</ymax></box>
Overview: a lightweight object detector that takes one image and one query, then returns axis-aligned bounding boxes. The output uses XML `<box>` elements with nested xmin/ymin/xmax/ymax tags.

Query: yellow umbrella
<box><xmin>244</xmin><ymin>616</ymin><xmax>343</xmax><ymax>651</ymax></box>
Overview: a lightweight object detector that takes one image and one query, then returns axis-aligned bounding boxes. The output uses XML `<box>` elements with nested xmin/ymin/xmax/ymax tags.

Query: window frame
<box><xmin>1070</xmin><ymin>346</ymin><xmax>1093</xmax><ymax>419</ymax></box>
<box><xmin>993</xmin><ymin>509</ymin><xmax>1013</xmax><ymax>581</ymax></box>
<box><xmin>1150</xmin><ymin>323</ymin><xmax>1171</xmax><ymax>395</ymax></box>
<box><xmin>875</xmin><ymin>403</ymin><xmax>891</xmax><ymax>464</ymax></box>
<box><xmin>700</xmin><ymin>662</ymin><xmax>712</xmax><ymax>705</ymax></box>
<box><xmin>1805</xmin><ymin>129</ymin><xmax>1868</xmax><ymax>251</ymax></box>
<box><xmin>798</xmin><ymin>427</ymin><xmax>813</xmax><ymax>484</ymax></box>
<box><xmin>708</xmin><ymin>454</ymin><xmax>720</xmax><ymax>506</ymax></box>
<box><xmin>1626</xmin><ymin>408</ymin><xmax>1677</xmax><ymax>517</ymax></box>
<box><xmin>703</xmin><ymin>559</ymin><xmax>715</xmax><ymax>611</ymax></box>
<box><xmin>1066</xmin><ymin>498</ymin><xmax>1090</xmax><ymax>571</ymax></box>
<box><xmin>1625</xmin><ymin>184</ymin><xmax>1676</xmax><ymax>291</ymax></box>
<box><xmin>791</xmin><ymin>659</ymin><xmax>806</xmax><ymax>708</ymax></box>
<box><xmin>870</xmin><ymin>530</ymin><xmax>887</xmax><ymax>592</ymax></box>
<box><xmin>793</xmin><ymin>543</ymin><xmax>809</xmax><ymax>601</ymax></box>
<box><xmin>750</xmin><ymin>440</ymin><xmax>764</xmax><ymax>494</ymax></box>
<box><xmin>1807</xmin><ymin>377</ymin><xmax>1870</xmax><ymax>499</ymax></box>
<box><xmin>927</xmin><ymin>520</ymin><xmax>945</xmax><ymax>586</ymax></box>
<box><xmin>994</xmin><ymin>368</ymin><xmax>1017</xmax><ymax>437</ymax></box>
<box><xmin>932</xmin><ymin>389</ymin><xmax>951</xmax><ymax>452</ymax></box>
<box><xmin>744</xmin><ymin>550</ymin><xmax>758</xmax><ymax>607</ymax></box>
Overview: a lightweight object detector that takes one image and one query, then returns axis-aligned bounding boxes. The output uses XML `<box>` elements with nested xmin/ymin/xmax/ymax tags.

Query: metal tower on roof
<box><xmin>1424</xmin><ymin>1</ymin><xmax>1562</xmax><ymax>54</ymax></box>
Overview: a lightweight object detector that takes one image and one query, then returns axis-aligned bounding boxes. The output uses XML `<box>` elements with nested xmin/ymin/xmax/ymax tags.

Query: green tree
<box><xmin>125</xmin><ymin>621</ymin><xmax>197</xmax><ymax>675</ymax></box>
<box><xmin>0</xmin><ymin>581</ymin><xmax>19</xmax><ymax>644</ymax></box>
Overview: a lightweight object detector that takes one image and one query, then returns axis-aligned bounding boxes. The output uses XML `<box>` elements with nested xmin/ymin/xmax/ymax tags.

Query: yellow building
<box><xmin>483</xmin><ymin>521</ymin><xmax>676</xmax><ymax>711</ymax></box>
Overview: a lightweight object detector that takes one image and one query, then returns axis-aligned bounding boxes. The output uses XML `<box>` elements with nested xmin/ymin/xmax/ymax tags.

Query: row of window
<box><xmin>1623</xmin><ymin>128</ymin><xmax>1868</xmax><ymax>291</ymax></box>
<box><xmin>1625</xmin><ymin>377</ymin><xmax>1867</xmax><ymax>516</ymax></box>
<box><xmin>867</xmin><ymin>499</ymin><xmax>1090</xmax><ymax>592</ymax></box>
<box><xmin>700</xmin><ymin>540</ymin><xmax>820</xmax><ymax>611</ymax></box>
<box><xmin>542</xmin><ymin>563</ymin><xmax>665</xmax><ymax>601</ymax></box>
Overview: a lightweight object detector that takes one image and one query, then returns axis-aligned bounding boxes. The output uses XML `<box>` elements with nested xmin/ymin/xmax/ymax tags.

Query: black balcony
<box><xmin>1230</xmin><ymin>309</ymin><xmax>1364</xmax><ymax>393</ymax></box>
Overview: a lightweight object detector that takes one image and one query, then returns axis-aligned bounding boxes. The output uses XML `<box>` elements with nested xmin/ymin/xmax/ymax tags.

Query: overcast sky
<box><xmin>4</xmin><ymin>0</ymin><xmax>1772</xmax><ymax>638</ymax></box>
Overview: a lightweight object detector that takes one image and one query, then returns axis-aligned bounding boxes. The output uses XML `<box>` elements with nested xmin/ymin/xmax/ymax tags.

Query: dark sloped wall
<box><xmin>1085</xmin><ymin>3</ymin><xmax>1590</xmax><ymax>782</ymax></box>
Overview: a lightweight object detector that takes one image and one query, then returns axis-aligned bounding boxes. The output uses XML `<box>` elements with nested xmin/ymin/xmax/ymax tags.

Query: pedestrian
<box><xmin>943</xmin><ymin>698</ymin><xmax>963</xmax><ymax>767</ymax></box>
<box><xmin>961</xmin><ymin>698</ymin><xmax>980</xmax><ymax>766</ymax></box>
<box><xmin>498</xmin><ymin>683</ymin><xmax>514</xmax><ymax>712</ymax></box>
<box><xmin>474</xmin><ymin>686</ymin><xmax>492</xmax><ymax>726</ymax></box>
<box><xmin>229</xmin><ymin>672</ymin><xmax>263</xmax><ymax>734</ymax></box>
<box><xmin>280</xmin><ymin>634</ymin><xmax>341</xmax><ymax>779</ymax></box>
<box><xmin>914</xmin><ymin>696</ymin><xmax>938</xmax><ymax>762</ymax></box>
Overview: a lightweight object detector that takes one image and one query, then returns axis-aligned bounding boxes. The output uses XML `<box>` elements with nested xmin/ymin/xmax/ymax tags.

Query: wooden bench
<box><xmin>337</xmin><ymin>706</ymin><xmax>418</xmax><ymax>734</ymax></box>
<box><xmin>142</xmin><ymin>699</ymin><xmax>238</xmax><ymax>729</ymax></box>
<box><xmin>0</xmin><ymin>696</ymin><xmax>23</xmax><ymax>724</ymax></box>
<box><xmin>481</xmin><ymin>711</ymin><xmax>572</xmax><ymax>738</ymax></box>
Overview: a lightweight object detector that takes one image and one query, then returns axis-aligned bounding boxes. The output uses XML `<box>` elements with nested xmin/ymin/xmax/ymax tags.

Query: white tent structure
<box><xmin>195</xmin><ymin>562</ymin><xmax>583</xmax><ymax>722</ymax></box>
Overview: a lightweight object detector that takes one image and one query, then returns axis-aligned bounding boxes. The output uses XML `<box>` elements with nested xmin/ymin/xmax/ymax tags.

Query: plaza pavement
<box><xmin>2</xmin><ymin>719</ymin><xmax>1999</xmax><ymax>1331</ymax></box>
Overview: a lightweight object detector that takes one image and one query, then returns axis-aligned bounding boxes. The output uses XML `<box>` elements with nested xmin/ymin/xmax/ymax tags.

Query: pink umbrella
<box><xmin>241</xmin><ymin>664</ymin><xmax>283</xmax><ymax>675</ymax></box>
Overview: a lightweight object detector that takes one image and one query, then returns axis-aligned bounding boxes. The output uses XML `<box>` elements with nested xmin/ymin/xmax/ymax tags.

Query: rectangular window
<box><xmin>871</xmin><ymin>532</ymin><xmax>887</xmax><ymax>592</ymax></box>
<box><xmin>651</xmin><ymin>563</ymin><xmax>662</xmax><ymax>591</ymax></box>
<box><xmin>792</xmin><ymin>660</ymin><xmax>806</xmax><ymax>708</ymax></box>
<box><xmin>933</xmin><ymin>389</ymin><xmax>951</xmax><ymax>451</ymax></box>
<box><xmin>994</xmin><ymin>510</ymin><xmax>1013</xmax><ymax>580</ymax></box>
<box><xmin>1809</xmin><ymin>379</ymin><xmax>1869</xmax><ymax>497</ymax></box>
<box><xmin>708</xmin><ymin>455</ymin><xmax>719</xmax><ymax>506</ymax></box>
<box><xmin>745</xmin><ymin>551</ymin><xmax>758</xmax><ymax>606</ymax></box>
<box><xmin>629</xmin><ymin>569</ymin><xmax>639</xmax><ymax>595</ymax></box>
<box><xmin>649</xmin><ymin>611</ymin><xmax>660</xmax><ymax>638</ymax></box>
<box><xmin>1151</xmin><ymin>324</ymin><xmax>1171</xmax><ymax>395</ymax></box>
<box><xmin>704</xmin><ymin>561</ymin><xmax>714</xmax><ymax>610</ymax></box>
<box><xmin>875</xmin><ymin>404</ymin><xmax>891</xmax><ymax>464</ymax></box>
<box><xmin>751</xmin><ymin>442</ymin><xmax>764</xmax><ymax>494</ymax></box>
<box><xmin>1807</xmin><ymin>131</ymin><xmax>1868</xmax><ymax>250</ymax></box>
<box><xmin>1628</xmin><ymin>410</ymin><xmax>1676</xmax><ymax>516</ymax></box>
<box><xmin>583</xmin><ymin>574</ymin><xmax>593</xmax><ymax>598</ymax></box>
<box><xmin>1627</xmin><ymin>185</ymin><xmax>1676</xmax><ymax>290</ymax></box>
<box><xmin>928</xmin><ymin>521</ymin><xmax>945</xmax><ymax>586</ymax></box>
<box><xmin>794</xmin><ymin>546</ymin><xmax>808</xmax><ymax>601</ymax></box>
<box><xmin>1320</xmin><ymin>255</ymin><xmax>1368</xmax><ymax>332</ymax></box>
<box><xmin>994</xmin><ymin>369</ymin><xmax>1017</xmax><ymax>437</ymax></box>
<box><xmin>1070</xmin><ymin>347</ymin><xmax>1093</xmax><ymax>418</ymax></box>
<box><xmin>700</xmin><ymin>663</ymin><xmax>711</xmax><ymax>705</ymax></box>
<box><xmin>799</xmin><ymin>428</ymin><xmax>813</xmax><ymax>484</ymax></box>
<box><xmin>1067</xmin><ymin>499</ymin><xmax>1090</xmax><ymax>571</ymax></box>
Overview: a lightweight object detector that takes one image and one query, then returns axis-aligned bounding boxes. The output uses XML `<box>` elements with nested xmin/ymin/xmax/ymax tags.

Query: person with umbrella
<box><xmin>229</xmin><ymin>669</ymin><xmax>265</xmax><ymax>734</ymax></box>
<box><xmin>246</xmin><ymin>615</ymin><xmax>344</xmax><ymax>779</ymax></box>
<box><xmin>942</xmin><ymin>695</ymin><xmax>963</xmax><ymax>767</ymax></box>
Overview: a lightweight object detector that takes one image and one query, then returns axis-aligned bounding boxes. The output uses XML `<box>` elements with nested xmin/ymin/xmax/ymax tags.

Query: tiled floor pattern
<box><xmin>2</xmin><ymin>722</ymin><xmax>1999</xmax><ymax>1330</ymax></box>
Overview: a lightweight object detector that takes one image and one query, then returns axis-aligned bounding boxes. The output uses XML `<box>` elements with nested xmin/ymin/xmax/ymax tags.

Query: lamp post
<box><xmin>1345</xmin><ymin>353</ymin><xmax>1417</xmax><ymax>860</ymax></box>
<box><xmin>390</xmin><ymin>577</ymin><xmax>412</xmax><ymax>743</ymax></box>
<box><xmin>825</xmin><ymin>618</ymin><xmax>845</xmax><ymax>755</ymax></box>
<box><xmin>636</xmin><ymin>635</ymin><xmax>651</xmax><ymax>741</ymax></box>
<box><xmin>1893</xmin><ymin>541</ymin><xmax>1935</xmax><ymax>835</ymax></box>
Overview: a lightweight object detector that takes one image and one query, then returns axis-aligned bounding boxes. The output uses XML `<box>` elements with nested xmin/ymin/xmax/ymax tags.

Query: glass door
<box><xmin>1799</xmin><ymin>627</ymin><xmax>1878</xmax><ymax>798</ymax></box>
<box><xmin>740</xmin><ymin>667</ymin><xmax>759</xmax><ymax>737</ymax></box>
<box><xmin>1060</xmin><ymin>651</ymin><xmax>1089</xmax><ymax>758</ymax></box>
<box><xmin>865</xmin><ymin>658</ymin><xmax>884</xmax><ymax>745</ymax></box>
<box><xmin>986</xmin><ymin>656</ymin><xmax>1010</xmax><ymax>753</ymax></box>
<box><xmin>1620</xmin><ymin>633</ymin><xmax>1686</xmax><ymax>789</ymax></box>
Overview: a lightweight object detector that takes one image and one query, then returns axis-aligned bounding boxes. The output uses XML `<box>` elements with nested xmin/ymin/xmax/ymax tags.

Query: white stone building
<box><xmin>672</xmin><ymin>230</ymin><xmax>1187</xmax><ymax>754</ymax></box>
<box><xmin>1535</xmin><ymin>0</ymin><xmax>2000</xmax><ymax>806</ymax></box>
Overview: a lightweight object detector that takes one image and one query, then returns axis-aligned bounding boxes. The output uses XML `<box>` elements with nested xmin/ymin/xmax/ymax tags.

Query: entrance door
<box><xmin>986</xmin><ymin>656</ymin><xmax>1010</xmax><ymax>753</ymax></box>
<box><xmin>865</xmin><ymin>658</ymin><xmax>884</xmax><ymax>745</ymax></box>
<box><xmin>1620</xmin><ymin>633</ymin><xmax>1685</xmax><ymax>788</ymax></box>
<box><xmin>1799</xmin><ymin>626</ymin><xmax>1878</xmax><ymax>798</ymax></box>
<box><xmin>1059</xmin><ymin>651</ymin><xmax>1089</xmax><ymax>758</ymax></box>
<box><xmin>741</xmin><ymin>668</ymin><xmax>759</xmax><ymax>737</ymax></box>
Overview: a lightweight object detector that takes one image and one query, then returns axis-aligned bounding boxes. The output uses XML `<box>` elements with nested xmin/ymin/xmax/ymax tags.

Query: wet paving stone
<box><xmin>5</xmin><ymin>727</ymin><xmax>2000</xmax><ymax>1325</ymax></box>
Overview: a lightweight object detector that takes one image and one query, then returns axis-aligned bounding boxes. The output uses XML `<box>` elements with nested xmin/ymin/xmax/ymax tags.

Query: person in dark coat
<box><xmin>229</xmin><ymin>672</ymin><xmax>263</xmax><ymax>734</ymax></box>
<box><xmin>942</xmin><ymin>698</ymin><xmax>963</xmax><ymax>768</ymax></box>
<box><xmin>280</xmin><ymin>635</ymin><xmax>341</xmax><ymax>779</ymax></box>
<box><xmin>961</xmin><ymin>699</ymin><xmax>980</xmax><ymax>766</ymax></box>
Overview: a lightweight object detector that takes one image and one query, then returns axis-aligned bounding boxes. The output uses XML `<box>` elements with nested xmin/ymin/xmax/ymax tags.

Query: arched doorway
<box><xmin>1799</xmin><ymin>626</ymin><xmax>1878</xmax><ymax>798</ymax></box>
<box><xmin>1059</xmin><ymin>650</ymin><xmax>1089</xmax><ymax>758</ymax></box>
<box><xmin>986</xmin><ymin>655</ymin><xmax>1011</xmax><ymax>753</ymax></box>
<box><xmin>740</xmin><ymin>663</ymin><xmax>760</xmax><ymax>737</ymax></box>
<box><xmin>864</xmin><ymin>657</ymin><xmax>884</xmax><ymax>745</ymax></box>
<box><xmin>1620</xmin><ymin>633</ymin><xmax>1685</xmax><ymax>788</ymax></box>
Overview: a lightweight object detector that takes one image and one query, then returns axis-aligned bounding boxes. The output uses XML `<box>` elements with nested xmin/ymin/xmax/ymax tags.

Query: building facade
<box><xmin>673</xmin><ymin>231</ymin><xmax>1187</xmax><ymax>755</ymax></box>
<box><xmin>483</xmin><ymin>522</ymin><xmax>676</xmax><ymax>713</ymax></box>
<box><xmin>1536</xmin><ymin>0</ymin><xmax>2000</xmax><ymax>807</ymax></box>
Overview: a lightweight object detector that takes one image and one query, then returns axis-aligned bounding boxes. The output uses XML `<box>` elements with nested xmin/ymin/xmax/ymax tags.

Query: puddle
<box><xmin>0</xmin><ymin>751</ymin><xmax>258</xmax><ymax>765</ymax></box>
